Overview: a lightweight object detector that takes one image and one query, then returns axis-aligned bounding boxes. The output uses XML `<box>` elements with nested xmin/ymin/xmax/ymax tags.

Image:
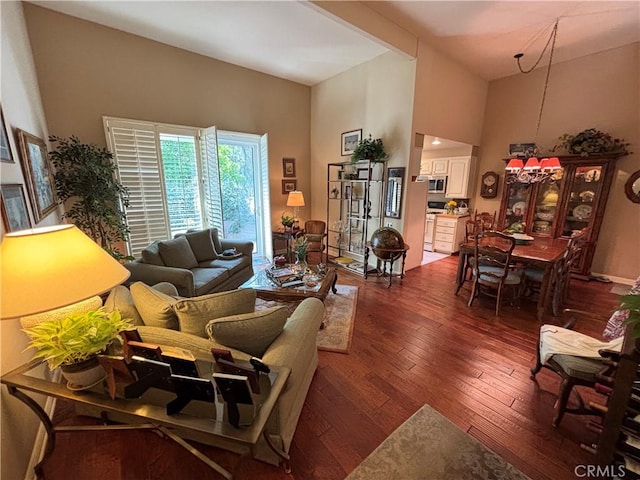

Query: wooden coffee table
<box><xmin>240</xmin><ymin>267</ymin><xmax>338</xmax><ymax>304</ymax></box>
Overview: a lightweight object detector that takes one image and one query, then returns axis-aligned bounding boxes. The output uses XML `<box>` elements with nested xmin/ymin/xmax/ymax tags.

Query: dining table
<box><xmin>456</xmin><ymin>236</ymin><xmax>569</xmax><ymax>321</ymax></box>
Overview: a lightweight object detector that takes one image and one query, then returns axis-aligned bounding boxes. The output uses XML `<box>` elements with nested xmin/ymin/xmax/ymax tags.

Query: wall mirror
<box><xmin>385</xmin><ymin>167</ymin><xmax>405</xmax><ymax>218</ymax></box>
<box><xmin>625</xmin><ymin>170</ymin><xmax>640</xmax><ymax>204</ymax></box>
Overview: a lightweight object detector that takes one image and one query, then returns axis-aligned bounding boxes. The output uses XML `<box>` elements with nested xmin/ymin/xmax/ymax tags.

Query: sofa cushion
<box><xmin>141</xmin><ymin>240</ymin><xmax>164</xmax><ymax>266</ymax></box>
<box><xmin>130</xmin><ymin>282</ymin><xmax>179</xmax><ymax>330</ymax></box>
<box><xmin>185</xmin><ymin>229</ymin><xmax>218</xmax><ymax>262</ymax></box>
<box><xmin>198</xmin><ymin>256</ymin><xmax>249</xmax><ymax>276</ymax></box>
<box><xmin>158</xmin><ymin>237</ymin><xmax>198</xmax><ymax>269</ymax></box>
<box><xmin>191</xmin><ymin>267</ymin><xmax>230</xmax><ymax>296</ymax></box>
<box><xmin>173</xmin><ymin>289</ymin><xmax>257</xmax><ymax>337</ymax></box>
<box><xmin>20</xmin><ymin>295</ymin><xmax>103</xmax><ymax>329</ymax></box>
<box><xmin>210</xmin><ymin>228</ymin><xmax>224</xmax><ymax>254</ymax></box>
<box><xmin>104</xmin><ymin>286</ymin><xmax>144</xmax><ymax>326</ymax></box>
<box><xmin>205</xmin><ymin>306</ymin><xmax>288</xmax><ymax>357</ymax></box>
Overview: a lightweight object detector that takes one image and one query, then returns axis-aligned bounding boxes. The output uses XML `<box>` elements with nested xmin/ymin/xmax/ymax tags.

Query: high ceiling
<box><xmin>30</xmin><ymin>1</ymin><xmax>640</xmax><ymax>85</ymax></box>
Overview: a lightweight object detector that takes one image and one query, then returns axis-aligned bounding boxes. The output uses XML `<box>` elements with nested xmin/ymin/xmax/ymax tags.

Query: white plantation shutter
<box><xmin>104</xmin><ymin>118</ymin><xmax>170</xmax><ymax>257</ymax></box>
<box><xmin>260</xmin><ymin>133</ymin><xmax>272</xmax><ymax>258</ymax></box>
<box><xmin>200</xmin><ymin>126</ymin><xmax>224</xmax><ymax>234</ymax></box>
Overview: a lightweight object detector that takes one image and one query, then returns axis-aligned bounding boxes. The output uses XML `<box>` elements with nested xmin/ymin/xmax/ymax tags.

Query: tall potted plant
<box><xmin>49</xmin><ymin>135</ymin><xmax>132</xmax><ymax>261</ymax></box>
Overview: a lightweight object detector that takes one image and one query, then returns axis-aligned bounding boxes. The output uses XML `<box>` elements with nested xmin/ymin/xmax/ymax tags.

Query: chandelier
<box><xmin>505</xmin><ymin>156</ymin><xmax>561</xmax><ymax>184</ymax></box>
<box><xmin>506</xmin><ymin>19</ymin><xmax>563</xmax><ymax>185</ymax></box>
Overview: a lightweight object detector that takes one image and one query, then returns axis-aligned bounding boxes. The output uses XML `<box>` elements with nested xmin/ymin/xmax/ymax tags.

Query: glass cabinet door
<box><xmin>532</xmin><ymin>179</ymin><xmax>562</xmax><ymax>235</ymax></box>
<box><xmin>502</xmin><ymin>183</ymin><xmax>532</xmax><ymax>231</ymax></box>
<box><xmin>562</xmin><ymin>165</ymin><xmax>602</xmax><ymax>237</ymax></box>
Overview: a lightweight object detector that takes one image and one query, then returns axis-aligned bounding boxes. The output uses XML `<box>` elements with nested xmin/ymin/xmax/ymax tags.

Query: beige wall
<box><xmin>23</xmin><ymin>3</ymin><xmax>312</xmax><ymax>229</ymax></box>
<box><xmin>310</xmin><ymin>51</ymin><xmax>416</xmax><ymax>267</ymax></box>
<box><xmin>403</xmin><ymin>40</ymin><xmax>488</xmax><ymax>269</ymax></box>
<box><xmin>1</xmin><ymin>3</ymin><xmax>60</xmax><ymax>479</ymax></box>
<box><xmin>475</xmin><ymin>43</ymin><xmax>640</xmax><ymax>281</ymax></box>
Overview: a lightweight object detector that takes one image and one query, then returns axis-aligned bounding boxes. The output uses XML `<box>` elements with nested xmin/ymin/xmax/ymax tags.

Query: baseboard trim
<box><xmin>24</xmin><ymin>370</ymin><xmax>60</xmax><ymax>480</ymax></box>
<box><xmin>591</xmin><ymin>272</ymin><xmax>635</xmax><ymax>286</ymax></box>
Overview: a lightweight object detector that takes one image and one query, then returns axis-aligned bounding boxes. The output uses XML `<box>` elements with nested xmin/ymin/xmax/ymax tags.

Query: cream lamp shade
<box><xmin>1</xmin><ymin>225</ymin><xmax>131</xmax><ymax>319</ymax></box>
<box><xmin>286</xmin><ymin>191</ymin><xmax>305</xmax><ymax>207</ymax></box>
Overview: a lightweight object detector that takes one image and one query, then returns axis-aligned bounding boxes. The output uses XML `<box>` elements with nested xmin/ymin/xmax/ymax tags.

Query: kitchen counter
<box><xmin>436</xmin><ymin>213</ymin><xmax>470</xmax><ymax>218</ymax></box>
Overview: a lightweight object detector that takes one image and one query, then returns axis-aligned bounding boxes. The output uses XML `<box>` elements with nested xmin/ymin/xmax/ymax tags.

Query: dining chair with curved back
<box><xmin>523</xmin><ymin>228</ymin><xmax>588</xmax><ymax>315</ymax></box>
<box><xmin>303</xmin><ymin>220</ymin><xmax>327</xmax><ymax>265</ymax></box>
<box><xmin>467</xmin><ymin>231</ymin><xmax>523</xmax><ymax>316</ymax></box>
<box><xmin>475</xmin><ymin>210</ymin><xmax>497</xmax><ymax>231</ymax></box>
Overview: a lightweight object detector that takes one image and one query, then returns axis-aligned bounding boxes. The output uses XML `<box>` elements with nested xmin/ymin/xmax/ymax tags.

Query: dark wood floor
<box><xmin>44</xmin><ymin>255</ymin><xmax>619</xmax><ymax>480</ymax></box>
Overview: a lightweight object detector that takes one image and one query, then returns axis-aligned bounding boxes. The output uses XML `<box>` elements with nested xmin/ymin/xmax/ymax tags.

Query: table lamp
<box><xmin>1</xmin><ymin>225</ymin><xmax>131</xmax><ymax>319</ymax></box>
<box><xmin>286</xmin><ymin>190</ymin><xmax>305</xmax><ymax>230</ymax></box>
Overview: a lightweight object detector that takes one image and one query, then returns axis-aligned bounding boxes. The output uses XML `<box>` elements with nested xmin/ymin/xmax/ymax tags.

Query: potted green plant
<box><xmin>553</xmin><ymin>128</ymin><xmax>631</xmax><ymax>157</ymax></box>
<box><xmin>281</xmin><ymin>213</ymin><xmax>295</xmax><ymax>231</ymax></box>
<box><xmin>351</xmin><ymin>134</ymin><xmax>388</xmax><ymax>163</ymax></box>
<box><xmin>49</xmin><ymin>135</ymin><xmax>133</xmax><ymax>261</ymax></box>
<box><xmin>23</xmin><ymin>309</ymin><xmax>135</xmax><ymax>390</ymax></box>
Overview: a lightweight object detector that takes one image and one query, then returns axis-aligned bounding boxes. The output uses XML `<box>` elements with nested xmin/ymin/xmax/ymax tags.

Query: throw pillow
<box><xmin>210</xmin><ymin>228</ymin><xmax>224</xmax><ymax>255</ymax></box>
<box><xmin>158</xmin><ymin>237</ymin><xmax>198</xmax><ymax>269</ymax></box>
<box><xmin>103</xmin><ymin>286</ymin><xmax>144</xmax><ymax>326</ymax></box>
<box><xmin>173</xmin><ymin>289</ymin><xmax>257</xmax><ymax>337</ymax></box>
<box><xmin>205</xmin><ymin>306</ymin><xmax>288</xmax><ymax>357</ymax></box>
<box><xmin>141</xmin><ymin>240</ymin><xmax>164</xmax><ymax>266</ymax></box>
<box><xmin>130</xmin><ymin>282</ymin><xmax>179</xmax><ymax>330</ymax></box>
<box><xmin>184</xmin><ymin>230</ymin><xmax>217</xmax><ymax>262</ymax></box>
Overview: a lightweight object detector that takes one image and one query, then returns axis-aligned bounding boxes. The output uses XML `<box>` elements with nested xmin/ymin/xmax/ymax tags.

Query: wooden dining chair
<box><xmin>467</xmin><ymin>231</ymin><xmax>523</xmax><ymax>316</ymax></box>
<box><xmin>523</xmin><ymin>229</ymin><xmax>588</xmax><ymax>315</ymax></box>
<box><xmin>475</xmin><ymin>210</ymin><xmax>497</xmax><ymax>231</ymax></box>
<box><xmin>303</xmin><ymin>220</ymin><xmax>327</xmax><ymax>264</ymax></box>
<box><xmin>530</xmin><ymin>308</ymin><xmax>626</xmax><ymax>427</ymax></box>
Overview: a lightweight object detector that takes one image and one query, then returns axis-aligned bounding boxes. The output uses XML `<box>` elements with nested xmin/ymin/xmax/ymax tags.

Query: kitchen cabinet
<box><xmin>433</xmin><ymin>214</ymin><xmax>468</xmax><ymax>254</ymax></box>
<box><xmin>420</xmin><ymin>157</ymin><xmax>448</xmax><ymax>176</ymax></box>
<box><xmin>445</xmin><ymin>156</ymin><xmax>476</xmax><ymax>198</ymax></box>
<box><xmin>497</xmin><ymin>153</ymin><xmax>620</xmax><ymax>278</ymax></box>
<box><xmin>424</xmin><ymin>213</ymin><xmax>436</xmax><ymax>251</ymax></box>
<box><xmin>327</xmin><ymin>160</ymin><xmax>386</xmax><ymax>276</ymax></box>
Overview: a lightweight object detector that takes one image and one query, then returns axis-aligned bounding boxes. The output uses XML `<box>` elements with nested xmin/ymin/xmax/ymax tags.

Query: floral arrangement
<box><xmin>553</xmin><ymin>128</ymin><xmax>631</xmax><ymax>157</ymax></box>
<box><xmin>446</xmin><ymin>200</ymin><xmax>457</xmax><ymax>214</ymax></box>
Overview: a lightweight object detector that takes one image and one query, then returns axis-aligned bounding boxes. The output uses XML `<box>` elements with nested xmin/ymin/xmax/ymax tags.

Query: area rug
<box><xmin>254</xmin><ymin>284</ymin><xmax>357</xmax><ymax>354</ymax></box>
<box><xmin>316</xmin><ymin>284</ymin><xmax>357</xmax><ymax>354</ymax></box>
<box><xmin>346</xmin><ymin>404</ymin><xmax>531</xmax><ymax>480</ymax></box>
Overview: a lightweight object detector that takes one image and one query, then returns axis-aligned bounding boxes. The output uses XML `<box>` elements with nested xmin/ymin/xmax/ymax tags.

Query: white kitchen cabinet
<box><xmin>419</xmin><ymin>157</ymin><xmax>449</xmax><ymax>176</ymax></box>
<box><xmin>445</xmin><ymin>156</ymin><xmax>477</xmax><ymax>198</ymax></box>
<box><xmin>424</xmin><ymin>214</ymin><xmax>436</xmax><ymax>251</ymax></box>
<box><xmin>433</xmin><ymin>214</ymin><xmax>468</xmax><ymax>254</ymax></box>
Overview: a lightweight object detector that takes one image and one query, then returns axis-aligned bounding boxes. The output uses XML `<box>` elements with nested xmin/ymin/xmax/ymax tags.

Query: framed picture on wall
<box><xmin>1</xmin><ymin>107</ymin><xmax>15</xmax><ymax>163</ymax></box>
<box><xmin>17</xmin><ymin>129</ymin><xmax>57</xmax><ymax>223</ymax></box>
<box><xmin>282</xmin><ymin>157</ymin><xmax>296</xmax><ymax>178</ymax></box>
<box><xmin>282</xmin><ymin>179</ymin><xmax>297</xmax><ymax>194</ymax></box>
<box><xmin>341</xmin><ymin>129</ymin><xmax>362</xmax><ymax>156</ymax></box>
<box><xmin>1</xmin><ymin>184</ymin><xmax>32</xmax><ymax>232</ymax></box>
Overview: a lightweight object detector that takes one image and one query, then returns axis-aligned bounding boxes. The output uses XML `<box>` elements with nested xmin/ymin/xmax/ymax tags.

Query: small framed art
<box><xmin>1</xmin><ymin>184</ymin><xmax>32</xmax><ymax>232</ymax></box>
<box><xmin>1</xmin><ymin>107</ymin><xmax>15</xmax><ymax>163</ymax></box>
<box><xmin>341</xmin><ymin>129</ymin><xmax>362</xmax><ymax>156</ymax></box>
<box><xmin>282</xmin><ymin>179</ymin><xmax>297</xmax><ymax>194</ymax></box>
<box><xmin>282</xmin><ymin>157</ymin><xmax>296</xmax><ymax>178</ymax></box>
<box><xmin>17</xmin><ymin>129</ymin><xmax>57</xmax><ymax>222</ymax></box>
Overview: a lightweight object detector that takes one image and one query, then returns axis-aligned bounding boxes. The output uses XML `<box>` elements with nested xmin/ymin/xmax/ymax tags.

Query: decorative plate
<box><xmin>573</xmin><ymin>204</ymin><xmax>592</xmax><ymax>220</ymax></box>
<box><xmin>511</xmin><ymin>201</ymin><xmax>526</xmax><ymax>215</ymax></box>
<box><xmin>579</xmin><ymin>190</ymin><xmax>595</xmax><ymax>202</ymax></box>
<box><xmin>584</xmin><ymin>169</ymin><xmax>601</xmax><ymax>183</ymax></box>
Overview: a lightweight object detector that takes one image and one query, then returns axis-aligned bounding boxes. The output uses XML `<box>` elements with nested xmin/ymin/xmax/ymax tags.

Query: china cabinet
<box><xmin>498</xmin><ymin>154</ymin><xmax>620</xmax><ymax>278</ymax></box>
<box><xmin>327</xmin><ymin>160</ymin><xmax>386</xmax><ymax>276</ymax></box>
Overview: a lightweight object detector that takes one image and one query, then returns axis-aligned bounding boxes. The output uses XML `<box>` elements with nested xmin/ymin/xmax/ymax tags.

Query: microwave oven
<box><xmin>428</xmin><ymin>177</ymin><xmax>447</xmax><ymax>193</ymax></box>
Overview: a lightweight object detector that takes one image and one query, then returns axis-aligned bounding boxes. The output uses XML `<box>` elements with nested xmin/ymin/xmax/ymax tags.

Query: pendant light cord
<box><xmin>514</xmin><ymin>19</ymin><xmax>559</xmax><ymax>145</ymax></box>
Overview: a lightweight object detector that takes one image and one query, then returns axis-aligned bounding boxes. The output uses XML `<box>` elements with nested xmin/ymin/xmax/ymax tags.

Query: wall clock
<box><xmin>480</xmin><ymin>171</ymin><xmax>499</xmax><ymax>198</ymax></box>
